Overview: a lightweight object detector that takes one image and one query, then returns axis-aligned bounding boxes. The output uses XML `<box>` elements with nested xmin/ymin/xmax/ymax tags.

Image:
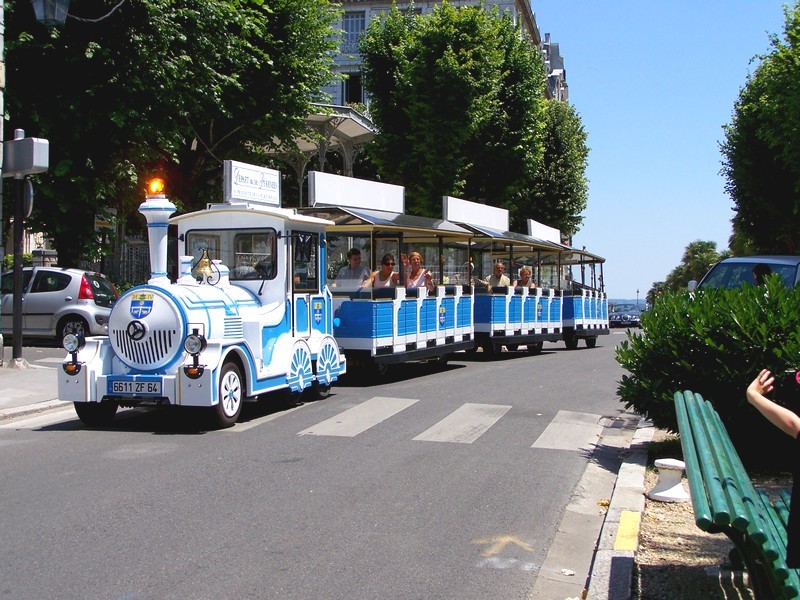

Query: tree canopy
<box><xmin>3</xmin><ymin>0</ymin><xmax>340</xmax><ymax>266</ymax></box>
<box><xmin>360</xmin><ymin>3</ymin><xmax>546</xmax><ymax>219</ymax></box>
<box><xmin>509</xmin><ymin>99</ymin><xmax>589</xmax><ymax>237</ymax></box>
<box><xmin>721</xmin><ymin>2</ymin><xmax>800</xmax><ymax>255</ymax></box>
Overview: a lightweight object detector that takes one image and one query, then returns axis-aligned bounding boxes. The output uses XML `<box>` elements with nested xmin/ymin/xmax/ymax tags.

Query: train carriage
<box><xmin>301</xmin><ymin>172</ymin><xmax>475</xmax><ymax>373</ymax></box>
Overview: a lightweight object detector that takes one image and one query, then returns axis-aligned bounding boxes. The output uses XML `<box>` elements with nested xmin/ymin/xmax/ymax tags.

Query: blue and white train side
<box><xmin>59</xmin><ymin>166</ymin><xmax>346</xmax><ymax>428</ymax></box>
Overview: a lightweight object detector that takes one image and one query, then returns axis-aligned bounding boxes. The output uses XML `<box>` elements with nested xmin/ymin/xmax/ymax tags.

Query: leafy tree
<box><xmin>3</xmin><ymin>0</ymin><xmax>340</xmax><ymax>266</ymax></box>
<box><xmin>663</xmin><ymin>240</ymin><xmax>729</xmax><ymax>291</ymax></box>
<box><xmin>721</xmin><ymin>2</ymin><xmax>800</xmax><ymax>254</ymax></box>
<box><xmin>509</xmin><ymin>99</ymin><xmax>588</xmax><ymax>236</ymax></box>
<box><xmin>360</xmin><ymin>3</ymin><xmax>545</xmax><ymax>217</ymax></box>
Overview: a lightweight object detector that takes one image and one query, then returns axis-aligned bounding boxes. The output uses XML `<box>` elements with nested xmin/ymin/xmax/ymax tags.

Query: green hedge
<box><xmin>616</xmin><ymin>276</ymin><xmax>800</xmax><ymax>469</ymax></box>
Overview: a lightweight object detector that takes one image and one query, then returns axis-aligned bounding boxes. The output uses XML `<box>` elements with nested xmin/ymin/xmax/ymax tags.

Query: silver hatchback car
<box><xmin>0</xmin><ymin>267</ymin><xmax>119</xmax><ymax>341</ymax></box>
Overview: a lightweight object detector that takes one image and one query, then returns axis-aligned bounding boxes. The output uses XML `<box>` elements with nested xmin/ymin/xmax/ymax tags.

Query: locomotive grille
<box><xmin>112</xmin><ymin>327</ymin><xmax>179</xmax><ymax>368</ymax></box>
<box><xmin>224</xmin><ymin>316</ymin><xmax>244</xmax><ymax>338</ymax></box>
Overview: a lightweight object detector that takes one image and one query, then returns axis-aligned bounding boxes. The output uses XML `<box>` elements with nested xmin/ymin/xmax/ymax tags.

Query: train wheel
<box><xmin>74</xmin><ymin>401</ymin><xmax>117</xmax><ymax>427</ymax></box>
<box><xmin>564</xmin><ymin>334</ymin><xmax>579</xmax><ymax>350</ymax></box>
<box><xmin>287</xmin><ymin>342</ymin><xmax>313</xmax><ymax>395</ymax></box>
<box><xmin>311</xmin><ymin>381</ymin><xmax>332</xmax><ymax>400</ymax></box>
<box><xmin>214</xmin><ymin>362</ymin><xmax>243</xmax><ymax>428</ymax></box>
<box><xmin>527</xmin><ymin>342</ymin><xmax>543</xmax><ymax>355</ymax></box>
<box><xmin>506</xmin><ymin>344</ymin><xmax>519</xmax><ymax>352</ymax></box>
<box><xmin>313</xmin><ymin>337</ymin><xmax>339</xmax><ymax>400</ymax></box>
<box><xmin>585</xmin><ymin>337</ymin><xmax>598</xmax><ymax>349</ymax></box>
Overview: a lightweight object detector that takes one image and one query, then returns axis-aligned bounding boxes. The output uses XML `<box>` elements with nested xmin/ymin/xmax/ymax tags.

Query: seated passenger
<box><xmin>365</xmin><ymin>253</ymin><xmax>400</xmax><ymax>288</ymax></box>
<box><xmin>513</xmin><ymin>267</ymin><xmax>537</xmax><ymax>289</ymax></box>
<box><xmin>333</xmin><ymin>248</ymin><xmax>371</xmax><ymax>289</ymax></box>
<box><xmin>402</xmin><ymin>252</ymin><xmax>435</xmax><ymax>292</ymax></box>
<box><xmin>475</xmin><ymin>261</ymin><xmax>511</xmax><ymax>291</ymax></box>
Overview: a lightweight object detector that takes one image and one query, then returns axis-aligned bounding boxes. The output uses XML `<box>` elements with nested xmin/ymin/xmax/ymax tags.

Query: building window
<box><xmin>342</xmin><ymin>11</ymin><xmax>365</xmax><ymax>53</ymax></box>
<box><xmin>343</xmin><ymin>72</ymin><xmax>363</xmax><ymax>104</ymax></box>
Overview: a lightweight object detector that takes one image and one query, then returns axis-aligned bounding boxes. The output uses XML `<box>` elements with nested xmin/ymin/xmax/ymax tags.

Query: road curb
<box><xmin>586</xmin><ymin>423</ymin><xmax>654</xmax><ymax>599</ymax></box>
<box><xmin>0</xmin><ymin>400</ymin><xmax>71</xmax><ymax>422</ymax></box>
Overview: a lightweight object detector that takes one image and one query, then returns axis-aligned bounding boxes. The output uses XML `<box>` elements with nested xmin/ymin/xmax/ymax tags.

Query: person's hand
<box><xmin>401</xmin><ymin>253</ymin><xmax>409</xmax><ymax>267</ymax></box>
<box><xmin>747</xmin><ymin>369</ymin><xmax>775</xmax><ymax>403</ymax></box>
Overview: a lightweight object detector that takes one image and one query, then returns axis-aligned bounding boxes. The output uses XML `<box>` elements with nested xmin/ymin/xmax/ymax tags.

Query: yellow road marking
<box><xmin>473</xmin><ymin>535</ymin><xmax>534</xmax><ymax>557</ymax></box>
<box><xmin>614</xmin><ymin>510</ymin><xmax>641</xmax><ymax>551</ymax></box>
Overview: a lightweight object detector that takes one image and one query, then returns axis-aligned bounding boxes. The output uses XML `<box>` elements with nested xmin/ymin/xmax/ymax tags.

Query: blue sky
<box><xmin>532</xmin><ymin>1</ymin><xmax>787</xmax><ymax>300</ymax></box>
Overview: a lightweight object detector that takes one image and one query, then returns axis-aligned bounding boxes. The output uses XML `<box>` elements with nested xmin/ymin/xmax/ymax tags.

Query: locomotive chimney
<box><xmin>139</xmin><ymin>178</ymin><xmax>176</xmax><ymax>285</ymax></box>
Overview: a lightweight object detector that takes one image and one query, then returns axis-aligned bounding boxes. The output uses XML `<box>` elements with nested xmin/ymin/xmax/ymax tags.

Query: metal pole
<box><xmin>0</xmin><ymin>0</ymin><xmax>6</xmax><ymax>366</ymax></box>
<box><xmin>12</xmin><ymin>129</ymin><xmax>23</xmax><ymax>360</ymax></box>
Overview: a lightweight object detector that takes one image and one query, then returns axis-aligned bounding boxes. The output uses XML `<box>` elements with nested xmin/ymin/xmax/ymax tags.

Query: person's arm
<box><xmin>746</xmin><ymin>369</ymin><xmax>800</xmax><ymax>437</ymax></box>
<box><xmin>361</xmin><ymin>271</ymin><xmax>378</xmax><ymax>288</ymax></box>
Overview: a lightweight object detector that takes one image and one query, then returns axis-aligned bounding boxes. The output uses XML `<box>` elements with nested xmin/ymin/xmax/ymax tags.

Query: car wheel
<box><xmin>58</xmin><ymin>316</ymin><xmax>89</xmax><ymax>341</ymax></box>
<box><xmin>585</xmin><ymin>336</ymin><xmax>598</xmax><ymax>349</ymax></box>
<box><xmin>74</xmin><ymin>401</ymin><xmax>117</xmax><ymax>427</ymax></box>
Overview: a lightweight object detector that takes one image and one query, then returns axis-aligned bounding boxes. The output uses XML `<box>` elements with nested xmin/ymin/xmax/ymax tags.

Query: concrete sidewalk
<box><xmin>0</xmin><ymin>357</ymin><xmax>653</xmax><ymax>599</ymax></box>
<box><xmin>0</xmin><ymin>358</ymin><xmax>71</xmax><ymax>420</ymax></box>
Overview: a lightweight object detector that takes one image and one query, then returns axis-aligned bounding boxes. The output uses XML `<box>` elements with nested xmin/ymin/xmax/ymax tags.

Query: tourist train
<box><xmin>59</xmin><ymin>163</ymin><xmax>608</xmax><ymax>428</ymax></box>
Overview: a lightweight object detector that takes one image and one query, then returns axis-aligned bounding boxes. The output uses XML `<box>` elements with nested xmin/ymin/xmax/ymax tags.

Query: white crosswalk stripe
<box><xmin>297</xmin><ymin>396</ymin><xmax>419</xmax><ymax>437</ymax></box>
<box><xmin>531</xmin><ymin>410</ymin><xmax>603</xmax><ymax>451</ymax></box>
<box><xmin>413</xmin><ymin>403</ymin><xmax>511</xmax><ymax>443</ymax></box>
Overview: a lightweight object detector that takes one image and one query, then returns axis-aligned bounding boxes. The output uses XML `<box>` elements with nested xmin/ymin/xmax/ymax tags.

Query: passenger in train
<box><xmin>333</xmin><ymin>248</ymin><xmax>371</xmax><ymax>288</ymax></box>
<box><xmin>365</xmin><ymin>253</ymin><xmax>400</xmax><ymax>288</ymax></box>
<box><xmin>403</xmin><ymin>252</ymin><xmax>435</xmax><ymax>292</ymax></box>
<box><xmin>475</xmin><ymin>261</ymin><xmax>511</xmax><ymax>290</ymax></box>
<box><xmin>513</xmin><ymin>267</ymin><xmax>537</xmax><ymax>289</ymax></box>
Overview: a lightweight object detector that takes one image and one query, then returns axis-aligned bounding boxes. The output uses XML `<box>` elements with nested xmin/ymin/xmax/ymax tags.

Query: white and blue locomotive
<box><xmin>59</xmin><ymin>169</ymin><xmax>346</xmax><ymax>428</ymax></box>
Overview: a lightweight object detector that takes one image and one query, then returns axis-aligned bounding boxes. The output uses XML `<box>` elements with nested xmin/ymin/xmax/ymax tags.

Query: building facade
<box><xmin>325</xmin><ymin>0</ymin><xmax>567</xmax><ymax>106</ymax></box>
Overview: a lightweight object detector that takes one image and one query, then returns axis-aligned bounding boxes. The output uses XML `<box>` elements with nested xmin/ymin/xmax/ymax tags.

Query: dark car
<box><xmin>1</xmin><ymin>267</ymin><xmax>119</xmax><ymax>341</ymax></box>
<box><xmin>609</xmin><ymin>303</ymin><xmax>642</xmax><ymax>328</ymax></box>
<box><xmin>692</xmin><ymin>256</ymin><xmax>800</xmax><ymax>290</ymax></box>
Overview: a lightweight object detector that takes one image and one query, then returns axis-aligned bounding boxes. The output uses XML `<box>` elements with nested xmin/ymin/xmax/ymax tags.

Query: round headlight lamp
<box><xmin>183</xmin><ymin>333</ymin><xmax>207</xmax><ymax>355</ymax></box>
<box><xmin>63</xmin><ymin>332</ymin><xmax>85</xmax><ymax>353</ymax></box>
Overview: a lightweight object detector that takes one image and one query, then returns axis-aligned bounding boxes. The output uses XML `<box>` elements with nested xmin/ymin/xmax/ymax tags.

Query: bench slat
<box><xmin>697</xmin><ymin>397</ymin><xmax>755</xmax><ymax>533</ymax></box>
<box><xmin>674</xmin><ymin>391</ymin><xmax>714</xmax><ymax>529</ymax></box>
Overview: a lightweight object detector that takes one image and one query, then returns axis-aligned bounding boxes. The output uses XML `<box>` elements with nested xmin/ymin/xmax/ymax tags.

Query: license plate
<box><xmin>108</xmin><ymin>379</ymin><xmax>162</xmax><ymax>396</ymax></box>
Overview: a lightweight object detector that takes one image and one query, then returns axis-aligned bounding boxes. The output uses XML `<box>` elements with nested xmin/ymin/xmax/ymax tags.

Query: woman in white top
<box><xmin>365</xmin><ymin>254</ymin><xmax>400</xmax><ymax>288</ymax></box>
<box><xmin>513</xmin><ymin>267</ymin><xmax>537</xmax><ymax>289</ymax></box>
<box><xmin>403</xmin><ymin>252</ymin><xmax>435</xmax><ymax>292</ymax></box>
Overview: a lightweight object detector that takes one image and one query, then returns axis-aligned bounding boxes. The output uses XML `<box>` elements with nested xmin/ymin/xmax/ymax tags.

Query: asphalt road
<box><xmin>0</xmin><ymin>332</ymin><xmax>631</xmax><ymax>599</ymax></box>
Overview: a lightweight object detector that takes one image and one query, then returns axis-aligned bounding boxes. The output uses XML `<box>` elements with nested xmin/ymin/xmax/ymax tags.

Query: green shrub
<box><xmin>616</xmin><ymin>276</ymin><xmax>800</xmax><ymax>469</ymax></box>
<box><xmin>2</xmin><ymin>253</ymin><xmax>33</xmax><ymax>269</ymax></box>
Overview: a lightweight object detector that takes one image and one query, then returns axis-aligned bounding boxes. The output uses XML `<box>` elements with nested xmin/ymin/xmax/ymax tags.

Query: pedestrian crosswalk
<box><xmin>2</xmin><ymin>395</ymin><xmax>604</xmax><ymax>452</ymax></box>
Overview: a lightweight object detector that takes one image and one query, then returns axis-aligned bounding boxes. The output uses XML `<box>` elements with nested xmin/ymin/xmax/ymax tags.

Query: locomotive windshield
<box><xmin>185</xmin><ymin>229</ymin><xmax>278</xmax><ymax>281</ymax></box>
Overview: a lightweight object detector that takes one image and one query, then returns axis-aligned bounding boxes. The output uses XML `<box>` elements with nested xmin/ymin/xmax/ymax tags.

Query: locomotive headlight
<box><xmin>62</xmin><ymin>332</ymin><xmax>85</xmax><ymax>375</ymax></box>
<box><xmin>183</xmin><ymin>332</ymin><xmax>207</xmax><ymax>356</ymax></box>
<box><xmin>63</xmin><ymin>332</ymin><xmax>85</xmax><ymax>353</ymax></box>
<box><xmin>183</xmin><ymin>329</ymin><xmax>207</xmax><ymax>380</ymax></box>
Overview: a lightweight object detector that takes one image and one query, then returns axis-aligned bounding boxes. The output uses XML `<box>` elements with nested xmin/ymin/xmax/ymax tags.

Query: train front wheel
<box><xmin>213</xmin><ymin>362</ymin><xmax>243</xmax><ymax>428</ymax></box>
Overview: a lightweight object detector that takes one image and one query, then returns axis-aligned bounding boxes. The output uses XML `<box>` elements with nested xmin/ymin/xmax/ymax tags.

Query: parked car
<box><xmin>609</xmin><ymin>303</ymin><xmax>642</xmax><ymax>328</ymax></box>
<box><xmin>0</xmin><ymin>267</ymin><xmax>119</xmax><ymax>341</ymax></box>
<box><xmin>690</xmin><ymin>256</ymin><xmax>800</xmax><ymax>290</ymax></box>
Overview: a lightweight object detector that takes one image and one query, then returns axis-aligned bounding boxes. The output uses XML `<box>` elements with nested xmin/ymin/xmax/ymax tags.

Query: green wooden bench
<box><xmin>674</xmin><ymin>390</ymin><xmax>800</xmax><ymax>599</ymax></box>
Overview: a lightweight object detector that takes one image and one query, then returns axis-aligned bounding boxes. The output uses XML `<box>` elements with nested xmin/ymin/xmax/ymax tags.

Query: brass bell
<box><xmin>193</xmin><ymin>248</ymin><xmax>214</xmax><ymax>281</ymax></box>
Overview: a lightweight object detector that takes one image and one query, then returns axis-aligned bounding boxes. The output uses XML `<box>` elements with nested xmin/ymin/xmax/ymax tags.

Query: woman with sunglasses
<box><xmin>364</xmin><ymin>253</ymin><xmax>400</xmax><ymax>288</ymax></box>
